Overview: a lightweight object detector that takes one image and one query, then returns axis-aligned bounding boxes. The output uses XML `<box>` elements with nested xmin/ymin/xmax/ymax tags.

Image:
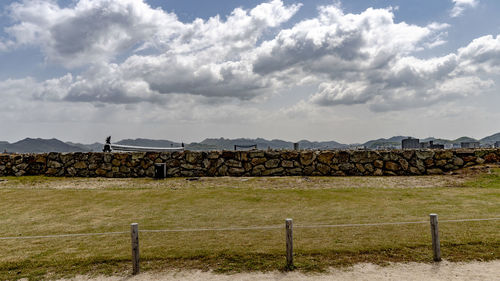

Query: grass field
<box><xmin>0</xmin><ymin>167</ymin><xmax>499</xmax><ymax>280</ymax></box>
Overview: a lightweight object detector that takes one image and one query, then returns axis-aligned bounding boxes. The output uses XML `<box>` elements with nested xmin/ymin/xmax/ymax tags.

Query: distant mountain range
<box><xmin>0</xmin><ymin>138</ymin><xmax>85</xmax><ymax>153</ymax></box>
<box><xmin>190</xmin><ymin>138</ymin><xmax>347</xmax><ymax>151</ymax></box>
<box><xmin>1</xmin><ymin>132</ymin><xmax>499</xmax><ymax>153</ymax></box>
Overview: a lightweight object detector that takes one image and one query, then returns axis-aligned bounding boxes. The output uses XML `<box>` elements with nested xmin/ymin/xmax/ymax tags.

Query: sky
<box><xmin>0</xmin><ymin>0</ymin><xmax>499</xmax><ymax>144</ymax></box>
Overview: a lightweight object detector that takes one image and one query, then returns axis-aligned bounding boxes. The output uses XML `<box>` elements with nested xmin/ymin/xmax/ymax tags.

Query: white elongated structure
<box><xmin>110</xmin><ymin>144</ymin><xmax>184</xmax><ymax>152</ymax></box>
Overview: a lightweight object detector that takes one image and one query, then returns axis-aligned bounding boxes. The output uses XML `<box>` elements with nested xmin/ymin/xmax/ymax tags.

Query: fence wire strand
<box><xmin>0</xmin><ymin>231</ymin><xmax>128</xmax><ymax>240</ymax></box>
<box><xmin>141</xmin><ymin>225</ymin><xmax>283</xmax><ymax>233</ymax></box>
<box><xmin>0</xmin><ymin>217</ymin><xmax>498</xmax><ymax>240</ymax></box>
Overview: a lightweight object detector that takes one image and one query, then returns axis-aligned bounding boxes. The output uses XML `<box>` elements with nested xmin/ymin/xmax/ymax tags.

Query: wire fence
<box><xmin>1</xmin><ymin>217</ymin><xmax>499</xmax><ymax>240</ymax></box>
<box><xmin>2</xmin><ymin>215</ymin><xmax>499</xmax><ymax>274</ymax></box>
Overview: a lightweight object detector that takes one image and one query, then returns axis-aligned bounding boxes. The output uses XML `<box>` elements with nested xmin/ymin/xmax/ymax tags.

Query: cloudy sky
<box><xmin>1</xmin><ymin>0</ymin><xmax>499</xmax><ymax>144</ymax></box>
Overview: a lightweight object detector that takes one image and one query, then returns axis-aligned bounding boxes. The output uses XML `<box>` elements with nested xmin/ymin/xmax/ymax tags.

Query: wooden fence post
<box><xmin>430</xmin><ymin>214</ymin><xmax>441</xmax><ymax>262</ymax></box>
<box><xmin>285</xmin><ymin>218</ymin><xmax>294</xmax><ymax>269</ymax></box>
<box><xmin>131</xmin><ymin>223</ymin><xmax>140</xmax><ymax>274</ymax></box>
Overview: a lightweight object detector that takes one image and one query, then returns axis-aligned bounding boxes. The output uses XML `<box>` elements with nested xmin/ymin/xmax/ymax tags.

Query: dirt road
<box><xmin>59</xmin><ymin>261</ymin><xmax>500</xmax><ymax>281</ymax></box>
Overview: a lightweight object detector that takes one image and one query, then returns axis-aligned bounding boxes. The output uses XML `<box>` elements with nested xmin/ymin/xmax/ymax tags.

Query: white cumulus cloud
<box><xmin>1</xmin><ymin>0</ymin><xmax>500</xmax><ymax>117</ymax></box>
<box><xmin>3</xmin><ymin>0</ymin><xmax>182</xmax><ymax>67</ymax></box>
<box><xmin>450</xmin><ymin>0</ymin><xmax>479</xmax><ymax>17</ymax></box>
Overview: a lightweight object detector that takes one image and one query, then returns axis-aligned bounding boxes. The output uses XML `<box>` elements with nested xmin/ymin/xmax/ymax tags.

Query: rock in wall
<box><xmin>0</xmin><ymin>149</ymin><xmax>499</xmax><ymax>177</ymax></box>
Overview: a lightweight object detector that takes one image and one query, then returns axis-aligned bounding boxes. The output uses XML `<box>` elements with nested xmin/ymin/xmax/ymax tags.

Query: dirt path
<box><xmin>58</xmin><ymin>261</ymin><xmax>500</xmax><ymax>281</ymax></box>
<box><xmin>0</xmin><ymin>173</ymin><xmax>474</xmax><ymax>190</ymax></box>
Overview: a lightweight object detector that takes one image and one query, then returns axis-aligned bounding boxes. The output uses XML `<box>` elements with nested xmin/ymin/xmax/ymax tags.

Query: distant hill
<box><xmin>421</xmin><ymin>136</ymin><xmax>477</xmax><ymax>145</ymax></box>
<box><xmin>1</xmin><ymin>138</ymin><xmax>85</xmax><ymax>153</ymax></box>
<box><xmin>454</xmin><ymin>136</ymin><xmax>478</xmax><ymax>143</ymax></box>
<box><xmin>200</xmin><ymin>138</ymin><xmax>281</xmax><ymax>150</ymax></box>
<box><xmin>66</xmin><ymin>142</ymin><xmax>104</xmax><ymax>152</ymax></box>
<box><xmin>362</xmin><ymin>136</ymin><xmax>409</xmax><ymax>149</ymax></box>
<box><xmin>480</xmin><ymin>132</ymin><xmax>500</xmax><ymax>144</ymax></box>
<box><xmin>297</xmin><ymin>139</ymin><xmax>347</xmax><ymax>149</ymax></box>
<box><xmin>199</xmin><ymin>137</ymin><xmax>347</xmax><ymax>150</ymax></box>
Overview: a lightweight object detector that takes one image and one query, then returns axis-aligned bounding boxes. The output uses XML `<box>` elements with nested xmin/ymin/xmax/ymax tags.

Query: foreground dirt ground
<box><xmin>56</xmin><ymin>261</ymin><xmax>500</xmax><ymax>281</ymax></box>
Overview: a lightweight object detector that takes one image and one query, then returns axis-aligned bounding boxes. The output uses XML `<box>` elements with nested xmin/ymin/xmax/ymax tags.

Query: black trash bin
<box><xmin>154</xmin><ymin>163</ymin><xmax>167</xmax><ymax>179</ymax></box>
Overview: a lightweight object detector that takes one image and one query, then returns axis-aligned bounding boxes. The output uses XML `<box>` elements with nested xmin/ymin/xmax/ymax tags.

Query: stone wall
<box><xmin>1</xmin><ymin>149</ymin><xmax>499</xmax><ymax>178</ymax></box>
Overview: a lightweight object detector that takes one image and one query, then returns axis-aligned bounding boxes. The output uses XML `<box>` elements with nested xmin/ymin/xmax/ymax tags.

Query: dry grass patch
<box><xmin>0</xmin><ymin>173</ymin><xmax>471</xmax><ymax>190</ymax></box>
<box><xmin>0</xmin><ymin>167</ymin><xmax>498</xmax><ymax>280</ymax></box>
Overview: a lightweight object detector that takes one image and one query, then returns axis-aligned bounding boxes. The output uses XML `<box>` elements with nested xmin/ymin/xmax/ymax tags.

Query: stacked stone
<box><xmin>0</xmin><ymin>154</ymin><xmax>47</xmax><ymax>177</ymax></box>
<box><xmin>1</xmin><ymin>149</ymin><xmax>499</xmax><ymax>178</ymax></box>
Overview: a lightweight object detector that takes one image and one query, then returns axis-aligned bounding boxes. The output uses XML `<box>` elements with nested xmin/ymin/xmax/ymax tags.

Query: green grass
<box><xmin>0</xmin><ymin>171</ymin><xmax>499</xmax><ymax>280</ymax></box>
<box><xmin>464</xmin><ymin>168</ymin><xmax>500</xmax><ymax>189</ymax></box>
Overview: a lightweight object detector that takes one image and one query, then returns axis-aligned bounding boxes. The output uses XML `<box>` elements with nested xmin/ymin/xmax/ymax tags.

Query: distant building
<box><xmin>495</xmin><ymin>141</ymin><xmax>500</xmax><ymax>148</ymax></box>
<box><xmin>349</xmin><ymin>145</ymin><xmax>367</xmax><ymax>150</ymax></box>
<box><xmin>234</xmin><ymin>144</ymin><xmax>257</xmax><ymax>151</ymax></box>
<box><xmin>376</xmin><ymin>145</ymin><xmax>400</xmax><ymax>150</ymax></box>
<box><xmin>401</xmin><ymin>138</ymin><xmax>445</xmax><ymax>149</ymax></box>
<box><xmin>402</xmin><ymin>138</ymin><xmax>420</xmax><ymax>149</ymax></box>
<box><xmin>420</xmin><ymin>141</ymin><xmax>444</xmax><ymax>149</ymax></box>
<box><xmin>452</xmin><ymin>143</ymin><xmax>461</xmax><ymax>149</ymax></box>
<box><xmin>461</xmin><ymin>142</ymin><xmax>480</xmax><ymax>149</ymax></box>
<box><xmin>429</xmin><ymin>141</ymin><xmax>445</xmax><ymax>149</ymax></box>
